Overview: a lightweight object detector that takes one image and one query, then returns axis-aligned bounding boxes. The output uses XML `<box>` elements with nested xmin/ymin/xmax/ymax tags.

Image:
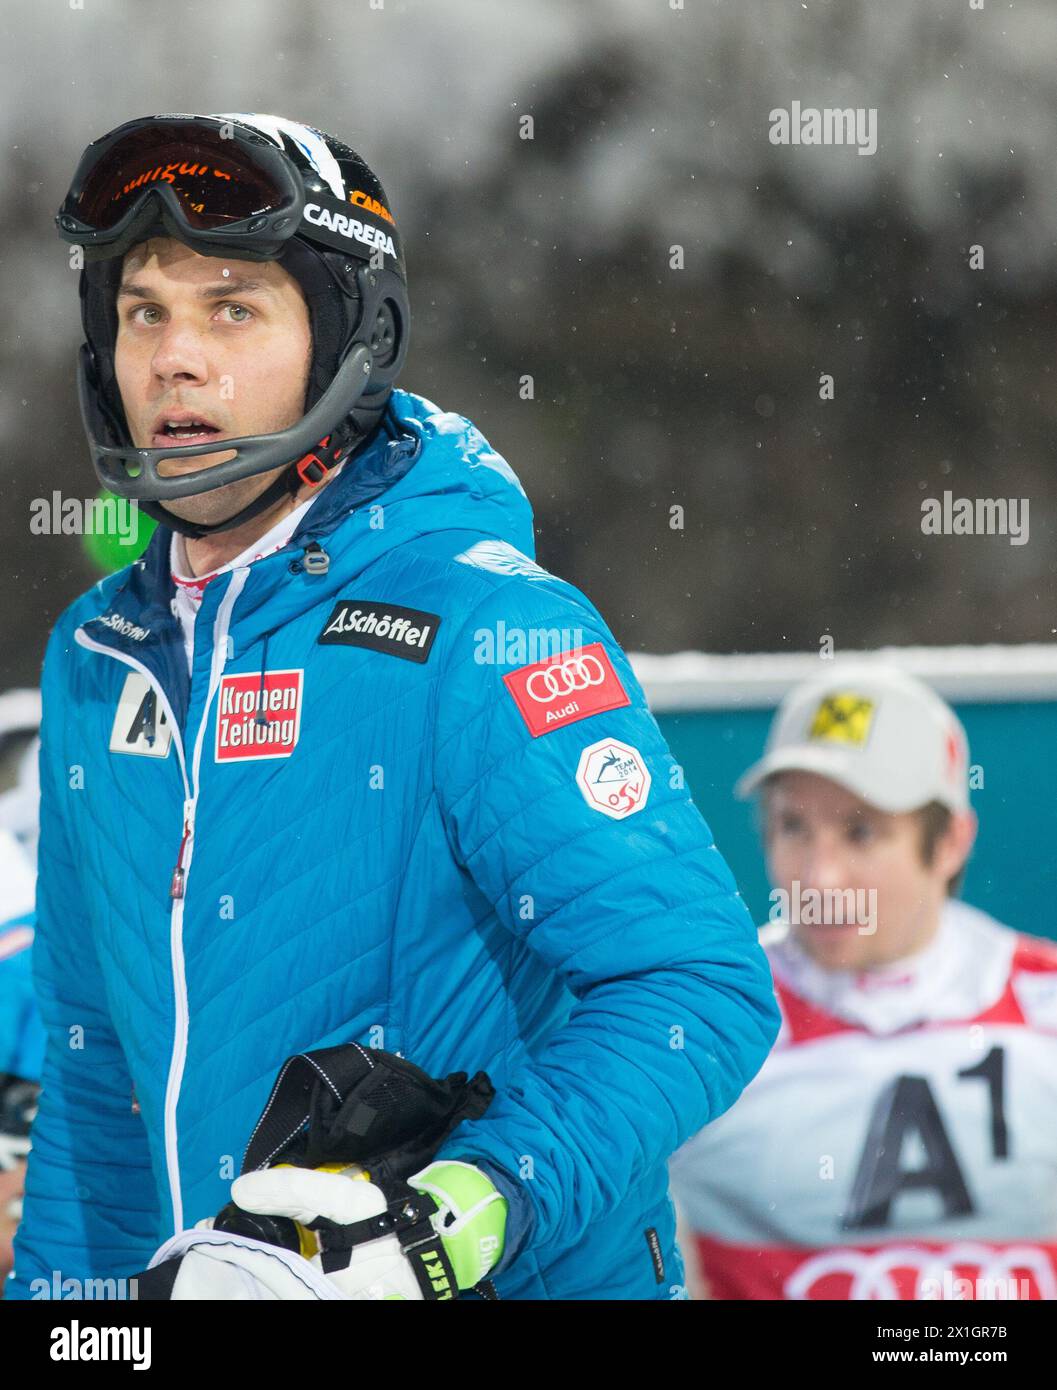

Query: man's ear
<box><xmin>935</xmin><ymin>808</ymin><xmax>977</xmax><ymax>884</ymax></box>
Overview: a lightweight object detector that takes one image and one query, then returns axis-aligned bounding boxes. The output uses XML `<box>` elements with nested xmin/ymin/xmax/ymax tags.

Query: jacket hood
<box><xmin>290</xmin><ymin>387</ymin><xmax>536</xmax><ymax>559</ymax></box>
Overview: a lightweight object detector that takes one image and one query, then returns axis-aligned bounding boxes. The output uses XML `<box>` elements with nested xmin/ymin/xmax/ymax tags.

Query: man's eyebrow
<box><xmin>116</xmin><ymin>277</ymin><xmax>276</xmax><ymax>300</ymax></box>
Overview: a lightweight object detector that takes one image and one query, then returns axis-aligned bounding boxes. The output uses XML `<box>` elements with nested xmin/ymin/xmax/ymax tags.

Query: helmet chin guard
<box><xmin>59</xmin><ymin>113</ymin><xmax>410</xmax><ymax>538</ymax></box>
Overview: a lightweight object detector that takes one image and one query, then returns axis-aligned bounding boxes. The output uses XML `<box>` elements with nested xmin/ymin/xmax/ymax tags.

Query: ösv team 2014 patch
<box><xmin>502</xmin><ymin>643</ymin><xmax>631</xmax><ymax>737</ymax></box>
<box><xmin>576</xmin><ymin>738</ymin><xmax>651</xmax><ymax>819</ymax></box>
<box><xmin>215</xmin><ymin>669</ymin><xmax>304</xmax><ymax>762</ymax></box>
<box><xmin>317</xmin><ymin>599</ymin><xmax>441</xmax><ymax>663</ymax></box>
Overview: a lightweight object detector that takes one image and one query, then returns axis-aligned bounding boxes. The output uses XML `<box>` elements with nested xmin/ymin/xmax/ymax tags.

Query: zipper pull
<box><xmin>170</xmin><ymin>799</ymin><xmax>196</xmax><ymax>900</ymax></box>
<box><xmin>303</xmin><ymin>541</ymin><xmax>330</xmax><ymax>575</ymax></box>
<box><xmin>170</xmin><ymin>861</ymin><xmax>186</xmax><ymax>900</ymax></box>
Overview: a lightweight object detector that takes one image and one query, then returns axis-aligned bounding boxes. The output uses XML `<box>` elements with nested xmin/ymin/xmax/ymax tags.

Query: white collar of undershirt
<box><xmin>169</xmin><ymin>461</ymin><xmax>345</xmax><ymax>595</ymax></box>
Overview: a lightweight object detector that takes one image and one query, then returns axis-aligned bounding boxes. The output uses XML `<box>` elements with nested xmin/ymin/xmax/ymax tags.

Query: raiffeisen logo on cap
<box><xmin>808</xmin><ymin>693</ymin><xmax>875</xmax><ymax>748</ymax></box>
<box><xmin>215</xmin><ymin>670</ymin><xmax>303</xmax><ymax>762</ymax></box>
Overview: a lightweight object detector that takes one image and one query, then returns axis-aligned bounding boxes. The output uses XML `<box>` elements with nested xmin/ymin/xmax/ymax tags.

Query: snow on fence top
<box><xmin>628</xmin><ymin>645</ymin><xmax>1057</xmax><ymax>711</ymax></box>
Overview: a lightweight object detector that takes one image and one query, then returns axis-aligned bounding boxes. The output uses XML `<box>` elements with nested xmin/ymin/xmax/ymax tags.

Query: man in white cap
<box><xmin>669</xmin><ymin>663</ymin><xmax>1057</xmax><ymax>1301</ymax></box>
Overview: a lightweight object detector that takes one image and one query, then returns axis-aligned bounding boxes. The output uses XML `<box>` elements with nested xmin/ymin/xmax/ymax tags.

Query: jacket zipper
<box><xmin>73</xmin><ymin>567</ymin><xmax>248</xmax><ymax>1236</ymax></box>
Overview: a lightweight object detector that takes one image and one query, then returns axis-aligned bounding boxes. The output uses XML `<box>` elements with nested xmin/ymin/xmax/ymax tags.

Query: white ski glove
<box><xmin>232</xmin><ymin>1165</ymin><xmax>425</xmax><ymax>1300</ymax></box>
<box><xmin>235</xmin><ymin>1160</ymin><xmax>506</xmax><ymax>1299</ymax></box>
<box><xmin>158</xmin><ymin>1160</ymin><xmax>507</xmax><ymax>1300</ymax></box>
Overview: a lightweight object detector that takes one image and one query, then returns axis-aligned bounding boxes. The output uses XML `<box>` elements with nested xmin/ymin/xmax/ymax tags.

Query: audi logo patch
<box><xmin>502</xmin><ymin>642</ymin><xmax>630</xmax><ymax>737</ymax></box>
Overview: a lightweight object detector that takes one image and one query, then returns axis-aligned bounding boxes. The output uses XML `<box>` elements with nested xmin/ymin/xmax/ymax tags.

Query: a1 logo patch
<box><xmin>503</xmin><ymin>642</ymin><xmax>631</xmax><ymax>737</ymax></box>
<box><xmin>109</xmin><ymin>671</ymin><xmax>172</xmax><ymax>758</ymax></box>
<box><xmin>215</xmin><ymin>669</ymin><xmax>304</xmax><ymax>762</ymax></box>
<box><xmin>576</xmin><ymin>738</ymin><xmax>651</xmax><ymax>819</ymax></box>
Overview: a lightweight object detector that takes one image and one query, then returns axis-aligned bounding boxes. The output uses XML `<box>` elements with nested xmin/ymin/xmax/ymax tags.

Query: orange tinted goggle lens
<box><xmin>74</xmin><ymin>124</ymin><xmax>288</xmax><ymax>231</ymax></box>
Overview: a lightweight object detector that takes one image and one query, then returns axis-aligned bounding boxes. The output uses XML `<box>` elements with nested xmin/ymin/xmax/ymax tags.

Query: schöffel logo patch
<box><xmin>318</xmin><ymin>600</ymin><xmax>440</xmax><ymax>663</ymax></box>
<box><xmin>98</xmin><ymin>610</ymin><xmax>151</xmax><ymax>642</ymax></box>
<box><xmin>215</xmin><ymin>669</ymin><xmax>304</xmax><ymax>762</ymax></box>
<box><xmin>503</xmin><ymin>643</ymin><xmax>631</xmax><ymax>738</ymax></box>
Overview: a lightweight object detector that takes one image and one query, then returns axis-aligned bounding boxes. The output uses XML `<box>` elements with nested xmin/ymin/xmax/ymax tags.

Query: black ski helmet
<box><xmin>55</xmin><ymin>112</ymin><xmax>410</xmax><ymax>538</ymax></box>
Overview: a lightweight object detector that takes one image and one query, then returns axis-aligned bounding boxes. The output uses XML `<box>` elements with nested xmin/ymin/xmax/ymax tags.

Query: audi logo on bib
<box><xmin>784</xmin><ymin>1242</ymin><xmax>1055</xmax><ymax>1301</ymax></box>
<box><xmin>503</xmin><ymin>642</ymin><xmax>630</xmax><ymax>737</ymax></box>
<box><xmin>695</xmin><ymin>1231</ymin><xmax>1056</xmax><ymax>1300</ymax></box>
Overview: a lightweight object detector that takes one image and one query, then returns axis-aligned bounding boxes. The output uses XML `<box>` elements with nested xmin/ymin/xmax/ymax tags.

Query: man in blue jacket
<box><xmin>7</xmin><ymin>113</ymin><xmax>778</xmax><ymax>1300</ymax></box>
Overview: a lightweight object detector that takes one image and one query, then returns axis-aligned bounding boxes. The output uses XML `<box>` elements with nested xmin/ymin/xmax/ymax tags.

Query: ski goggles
<box><xmin>56</xmin><ymin>115</ymin><xmax>305</xmax><ymax>262</ymax></box>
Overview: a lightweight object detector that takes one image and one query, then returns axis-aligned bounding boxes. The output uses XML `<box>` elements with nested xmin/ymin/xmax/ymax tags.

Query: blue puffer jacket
<box><xmin>7</xmin><ymin>389</ymin><xmax>778</xmax><ymax>1300</ymax></box>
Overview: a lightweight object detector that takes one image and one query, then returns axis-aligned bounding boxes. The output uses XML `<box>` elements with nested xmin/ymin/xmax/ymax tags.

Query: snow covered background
<box><xmin>1</xmin><ymin>0</ymin><xmax>1055</xmax><ymax>682</ymax></box>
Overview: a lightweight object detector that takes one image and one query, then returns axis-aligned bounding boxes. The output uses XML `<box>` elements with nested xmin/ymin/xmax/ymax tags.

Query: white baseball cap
<box><xmin>734</xmin><ymin>663</ymin><xmax>970</xmax><ymax>814</ymax></box>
